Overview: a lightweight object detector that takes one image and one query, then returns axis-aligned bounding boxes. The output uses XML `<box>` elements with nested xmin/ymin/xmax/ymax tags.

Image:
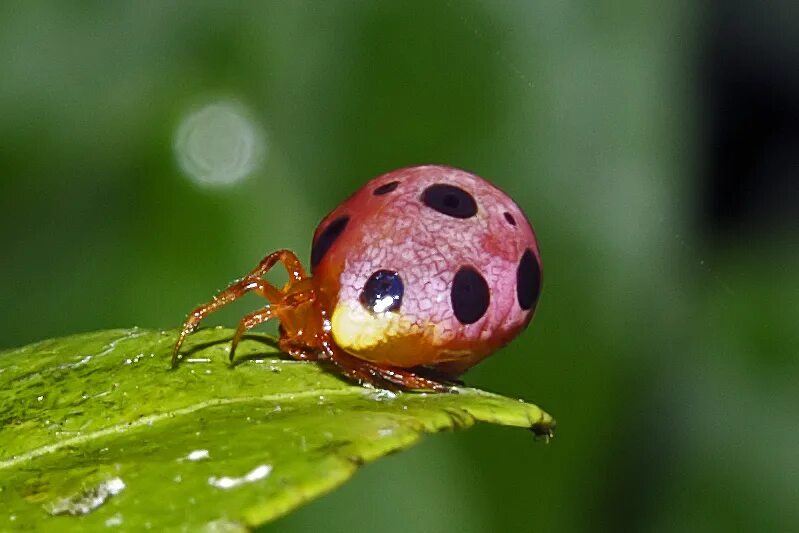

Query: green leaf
<box><xmin>0</xmin><ymin>328</ymin><xmax>554</xmax><ymax>531</ymax></box>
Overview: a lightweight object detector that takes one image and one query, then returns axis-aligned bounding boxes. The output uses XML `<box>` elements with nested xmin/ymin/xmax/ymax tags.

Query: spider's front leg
<box><xmin>227</xmin><ymin>288</ymin><xmax>317</xmax><ymax>363</ymax></box>
<box><xmin>249</xmin><ymin>249</ymin><xmax>308</xmax><ymax>284</ymax></box>
<box><xmin>228</xmin><ymin>306</ymin><xmax>278</xmax><ymax>362</ymax></box>
<box><xmin>171</xmin><ymin>249</ymin><xmax>312</xmax><ymax>367</ymax></box>
<box><xmin>172</xmin><ymin>278</ymin><xmax>281</xmax><ymax>367</ymax></box>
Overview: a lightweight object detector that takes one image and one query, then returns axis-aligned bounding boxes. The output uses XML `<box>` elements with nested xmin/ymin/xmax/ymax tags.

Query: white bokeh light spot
<box><xmin>174</xmin><ymin>101</ymin><xmax>264</xmax><ymax>187</ymax></box>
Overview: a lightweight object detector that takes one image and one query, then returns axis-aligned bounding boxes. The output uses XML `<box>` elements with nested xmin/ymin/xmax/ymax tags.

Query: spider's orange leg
<box><xmin>277</xmin><ymin>339</ymin><xmax>318</xmax><ymax>361</ymax></box>
<box><xmin>229</xmin><ymin>306</ymin><xmax>280</xmax><ymax>363</ymax></box>
<box><xmin>229</xmin><ymin>284</ymin><xmax>322</xmax><ymax>363</ymax></box>
<box><xmin>173</xmin><ymin>250</ymin><xmax>311</xmax><ymax>367</ymax></box>
<box><xmin>329</xmin><ymin>350</ymin><xmax>452</xmax><ymax>392</ymax></box>
<box><xmin>249</xmin><ymin>249</ymin><xmax>308</xmax><ymax>283</ymax></box>
<box><xmin>172</xmin><ymin>277</ymin><xmax>282</xmax><ymax>367</ymax></box>
<box><xmin>229</xmin><ymin>282</ymin><xmax>326</xmax><ymax>363</ymax></box>
<box><xmin>271</xmin><ymin>288</ymin><xmax>322</xmax><ymax>361</ymax></box>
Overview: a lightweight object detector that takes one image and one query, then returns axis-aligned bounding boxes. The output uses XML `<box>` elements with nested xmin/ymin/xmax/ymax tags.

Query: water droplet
<box><xmin>208</xmin><ymin>464</ymin><xmax>272</xmax><ymax>490</ymax></box>
<box><xmin>245</xmin><ymin>465</ymin><xmax>271</xmax><ymax>482</ymax></box>
<box><xmin>105</xmin><ymin>513</ymin><xmax>123</xmax><ymax>527</ymax></box>
<box><xmin>174</xmin><ymin>101</ymin><xmax>264</xmax><ymax>188</ymax></box>
<box><xmin>372</xmin><ymin>390</ymin><xmax>398</xmax><ymax>401</ymax></box>
<box><xmin>185</xmin><ymin>449</ymin><xmax>210</xmax><ymax>461</ymax></box>
<box><xmin>206</xmin><ymin>518</ymin><xmax>246</xmax><ymax>532</ymax></box>
<box><xmin>47</xmin><ymin>477</ymin><xmax>126</xmax><ymax>516</ymax></box>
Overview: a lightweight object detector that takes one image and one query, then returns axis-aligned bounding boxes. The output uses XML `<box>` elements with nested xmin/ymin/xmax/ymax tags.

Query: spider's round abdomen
<box><xmin>310</xmin><ymin>165</ymin><xmax>542</xmax><ymax>375</ymax></box>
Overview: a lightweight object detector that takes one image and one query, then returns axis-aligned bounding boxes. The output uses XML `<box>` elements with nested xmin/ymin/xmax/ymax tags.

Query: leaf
<box><xmin>0</xmin><ymin>328</ymin><xmax>554</xmax><ymax>531</ymax></box>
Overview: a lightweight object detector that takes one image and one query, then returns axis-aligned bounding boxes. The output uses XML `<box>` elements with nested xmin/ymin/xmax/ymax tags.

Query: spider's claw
<box><xmin>171</xmin><ymin>320</ymin><xmax>200</xmax><ymax>368</ymax></box>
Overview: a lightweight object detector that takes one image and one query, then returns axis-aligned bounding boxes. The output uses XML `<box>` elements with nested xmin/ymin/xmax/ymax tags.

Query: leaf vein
<box><xmin>0</xmin><ymin>387</ymin><xmax>367</xmax><ymax>470</ymax></box>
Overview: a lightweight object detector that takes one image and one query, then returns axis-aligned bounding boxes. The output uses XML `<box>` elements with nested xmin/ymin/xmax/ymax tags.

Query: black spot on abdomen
<box><xmin>421</xmin><ymin>184</ymin><xmax>478</xmax><ymax>219</ymax></box>
<box><xmin>516</xmin><ymin>248</ymin><xmax>541</xmax><ymax>310</ymax></box>
<box><xmin>311</xmin><ymin>215</ymin><xmax>349</xmax><ymax>269</ymax></box>
<box><xmin>373</xmin><ymin>181</ymin><xmax>400</xmax><ymax>195</ymax></box>
<box><xmin>451</xmin><ymin>266</ymin><xmax>490</xmax><ymax>324</ymax></box>
<box><xmin>360</xmin><ymin>270</ymin><xmax>404</xmax><ymax>314</ymax></box>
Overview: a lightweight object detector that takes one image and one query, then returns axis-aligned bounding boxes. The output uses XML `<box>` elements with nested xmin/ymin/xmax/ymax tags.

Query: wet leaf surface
<box><xmin>0</xmin><ymin>328</ymin><xmax>554</xmax><ymax>531</ymax></box>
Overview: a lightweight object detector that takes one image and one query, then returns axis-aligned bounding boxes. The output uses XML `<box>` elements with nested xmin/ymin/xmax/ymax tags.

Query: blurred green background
<box><xmin>1</xmin><ymin>1</ymin><xmax>797</xmax><ymax>531</ymax></box>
